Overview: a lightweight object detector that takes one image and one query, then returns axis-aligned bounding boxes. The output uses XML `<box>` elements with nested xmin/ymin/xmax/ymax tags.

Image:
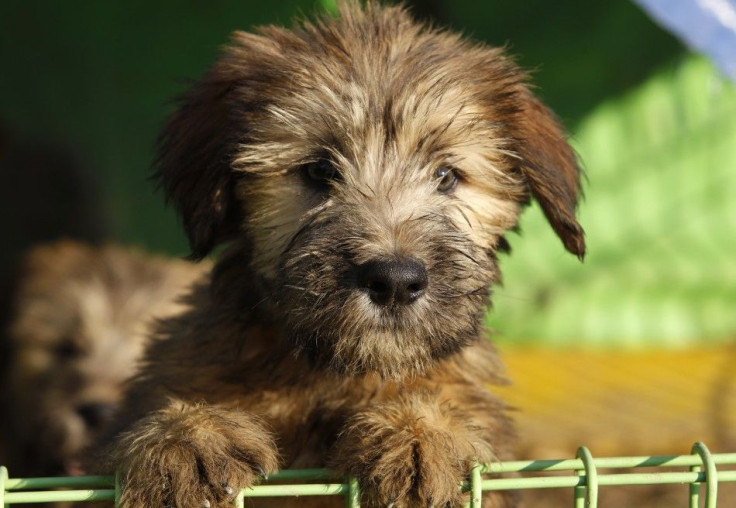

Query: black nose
<box><xmin>77</xmin><ymin>402</ymin><xmax>117</xmax><ymax>430</ymax></box>
<box><xmin>358</xmin><ymin>258</ymin><xmax>428</xmax><ymax>306</ymax></box>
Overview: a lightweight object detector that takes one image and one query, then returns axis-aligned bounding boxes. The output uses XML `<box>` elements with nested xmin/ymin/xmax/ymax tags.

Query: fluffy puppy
<box><xmin>99</xmin><ymin>3</ymin><xmax>585</xmax><ymax>507</ymax></box>
<box><xmin>1</xmin><ymin>241</ymin><xmax>208</xmax><ymax>478</ymax></box>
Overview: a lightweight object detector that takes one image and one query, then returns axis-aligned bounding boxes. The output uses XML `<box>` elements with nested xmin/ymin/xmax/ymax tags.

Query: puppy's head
<box><xmin>4</xmin><ymin>241</ymin><xmax>206</xmax><ymax>475</ymax></box>
<box><xmin>158</xmin><ymin>3</ymin><xmax>584</xmax><ymax>378</ymax></box>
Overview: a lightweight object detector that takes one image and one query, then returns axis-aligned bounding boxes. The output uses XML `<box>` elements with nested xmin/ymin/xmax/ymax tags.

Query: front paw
<box><xmin>108</xmin><ymin>404</ymin><xmax>279</xmax><ymax>508</ymax></box>
<box><xmin>332</xmin><ymin>402</ymin><xmax>487</xmax><ymax>507</ymax></box>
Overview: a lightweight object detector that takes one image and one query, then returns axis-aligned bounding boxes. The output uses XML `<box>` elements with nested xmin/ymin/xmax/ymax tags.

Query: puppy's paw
<box><xmin>332</xmin><ymin>400</ymin><xmax>486</xmax><ymax>507</ymax></box>
<box><xmin>108</xmin><ymin>403</ymin><xmax>279</xmax><ymax>508</ymax></box>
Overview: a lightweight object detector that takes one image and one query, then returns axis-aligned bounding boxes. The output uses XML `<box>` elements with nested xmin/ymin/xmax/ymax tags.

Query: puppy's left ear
<box><xmin>513</xmin><ymin>89</ymin><xmax>586</xmax><ymax>260</ymax></box>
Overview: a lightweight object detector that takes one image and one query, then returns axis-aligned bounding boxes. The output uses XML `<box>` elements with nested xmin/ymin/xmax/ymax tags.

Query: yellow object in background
<box><xmin>498</xmin><ymin>344</ymin><xmax>736</xmax><ymax>458</ymax></box>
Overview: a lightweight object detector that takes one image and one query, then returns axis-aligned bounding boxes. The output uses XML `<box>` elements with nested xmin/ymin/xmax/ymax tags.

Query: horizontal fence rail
<box><xmin>2</xmin><ymin>442</ymin><xmax>735</xmax><ymax>507</ymax></box>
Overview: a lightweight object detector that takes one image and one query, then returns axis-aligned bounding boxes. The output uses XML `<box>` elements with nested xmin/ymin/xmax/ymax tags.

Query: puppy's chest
<box><xmin>230</xmin><ymin>374</ymin><xmax>411</xmax><ymax>467</ymax></box>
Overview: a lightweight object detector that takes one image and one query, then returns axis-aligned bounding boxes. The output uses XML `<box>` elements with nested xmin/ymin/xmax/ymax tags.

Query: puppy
<box><xmin>99</xmin><ymin>3</ymin><xmax>585</xmax><ymax>507</ymax></box>
<box><xmin>1</xmin><ymin>241</ymin><xmax>208</xmax><ymax>478</ymax></box>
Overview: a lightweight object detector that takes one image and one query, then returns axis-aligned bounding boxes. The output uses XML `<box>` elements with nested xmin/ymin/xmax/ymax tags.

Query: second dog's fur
<box><xmin>99</xmin><ymin>3</ymin><xmax>585</xmax><ymax>507</ymax></box>
<box><xmin>1</xmin><ymin>241</ymin><xmax>208</xmax><ymax>478</ymax></box>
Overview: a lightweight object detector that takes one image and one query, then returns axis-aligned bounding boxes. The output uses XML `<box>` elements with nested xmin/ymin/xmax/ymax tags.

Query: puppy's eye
<box><xmin>435</xmin><ymin>166</ymin><xmax>459</xmax><ymax>193</ymax></box>
<box><xmin>55</xmin><ymin>338</ymin><xmax>81</xmax><ymax>360</ymax></box>
<box><xmin>302</xmin><ymin>159</ymin><xmax>340</xmax><ymax>190</ymax></box>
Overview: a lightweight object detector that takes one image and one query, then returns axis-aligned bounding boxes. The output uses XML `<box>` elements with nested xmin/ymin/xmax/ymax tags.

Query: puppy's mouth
<box><xmin>64</xmin><ymin>458</ymin><xmax>86</xmax><ymax>476</ymax></box>
<box><xmin>273</xmin><ymin>217</ymin><xmax>496</xmax><ymax>376</ymax></box>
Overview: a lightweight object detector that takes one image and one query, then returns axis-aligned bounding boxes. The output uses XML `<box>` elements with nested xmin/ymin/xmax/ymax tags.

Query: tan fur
<box><xmin>0</xmin><ymin>240</ymin><xmax>209</xmax><ymax>479</ymax></box>
<box><xmin>98</xmin><ymin>3</ymin><xmax>585</xmax><ymax>507</ymax></box>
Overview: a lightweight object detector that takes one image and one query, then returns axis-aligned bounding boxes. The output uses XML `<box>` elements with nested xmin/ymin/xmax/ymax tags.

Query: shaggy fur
<box><xmin>98</xmin><ymin>3</ymin><xmax>585</xmax><ymax>507</ymax></box>
<box><xmin>0</xmin><ymin>241</ymin><xmax>208</xmax><ymax>478</ymax></box>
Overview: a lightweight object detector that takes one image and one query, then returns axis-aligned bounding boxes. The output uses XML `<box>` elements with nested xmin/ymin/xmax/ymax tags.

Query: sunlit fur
<box><xmin>0</xmin><ymin>241</ymin><xmax>208</xmax><ymax>480</ymax></box>
<box><xmin>99</xmin><ymin>3</ymin><xmax>585</xmax><ymax>507</ymax></box>
<box><xmin>240</xmin><ymin>46</ymin><xmax>524</xmax><ymax>376</ymax></box>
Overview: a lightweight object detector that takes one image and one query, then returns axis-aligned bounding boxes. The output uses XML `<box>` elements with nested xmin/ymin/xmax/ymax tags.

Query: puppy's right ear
<box><xmin>155</xmin><ymin>59</ymin><xmax>246</xmax><ymax>260</ymax></box>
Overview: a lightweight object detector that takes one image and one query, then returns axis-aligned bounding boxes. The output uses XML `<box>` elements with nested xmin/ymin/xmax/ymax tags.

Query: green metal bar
<box><xmin>240</xmin><ymin>483</ymin><xmax>348</xmax><ymax>497</ymax></box>
<box><xmin>601</xmin><ymin>471</ymin><xmax>736</xmax><ymax>486</ymax></box>
<box><xmin>234</xmin><ymin>490</ymin><xmax>245</xmax><ymax>508</ymax></box>
<box><xmin>2</xmin><ymin>452</ymin><xmax>734</xmax><ymax>489</ymax></box>
<box><xmin>690</xmin><ymin>462</ymin><xmax>700</xmax><ymax>508</ymax></box>
<box><xmin>469</xmin><ymin>463</ymin><xmax>482</xmax><ymax>508</ymax></box>
<box><xmin>573</xmin><ymin>482</ymin><xmax>584</xmax><ymax>508</ymax></box>
<box><xmin>5</xmin><ymin>476</ymin><xmax>114</xmax><ymax>490</ymax></box>
<box><xmin>1</xmin><ymin>447</ymin><xmax>736</xmax><ymax>505</ymax></box>
<box><xmin>114</xmin><ymin>472</ymin><xmax>122</xmax><ymax>508</ymax></box>
<box><xmin>346</xmin><ymin>475</ymin><xmax>360</xmax><ymax>508</ymax></box>
<box><xmin>5</xmin><ymin>489</ymin><xmax>116</xmax><ymax>504</ymax></box>
<box><xmin>574</xmin><ymin>454</ymin><xmax>584</xmax><ymax>508</ymax></box>
<box><xmin>577</xmin><ymin>447</ymin><xmax>598</xmax><ymax>508</ymax></box>
<box><xmin>693</xmin><ymin>442</ymin><xmax>718</xmax><ymax>508</ymax></box>
<box><xmin>1</xmin><ymin>466</ymin><xmax>8</xmax><ymax>507</ymax></box>
<box><xmin>481</xmin><ymin>453</ymin><xmax>736</xmax><ymax>474</ymax></box>
<box><xmin>270</xmin><ymin>469</ymin><xmax>340</xmax><ymax>481</ymax></box>
<box><xmin>481</xmin><ymin>470</ymin><xmax>736</xmax><ymax>491</ymax></box>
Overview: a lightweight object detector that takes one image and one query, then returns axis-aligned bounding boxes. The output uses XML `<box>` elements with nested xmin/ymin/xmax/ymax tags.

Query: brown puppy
<box><xmin>99</xmin><ymin>3</ymin><xmax>585</xmax><ymax>507</ymax></box>
<box><xmin>1</xmin><ymin>241</ymin><xmax>208</xmax><ymax>478</ymax></box>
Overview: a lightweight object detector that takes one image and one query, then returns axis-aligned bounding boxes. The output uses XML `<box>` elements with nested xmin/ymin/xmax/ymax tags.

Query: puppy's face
<box><xmin>158</xmin><ymin>3</ymin><xmax>584</xmax><ymax>378</ymax></box>
<box><xmin>5</xmin><ymin>242</ymin><xmax>205</xmax><ymax>474</ymax></box>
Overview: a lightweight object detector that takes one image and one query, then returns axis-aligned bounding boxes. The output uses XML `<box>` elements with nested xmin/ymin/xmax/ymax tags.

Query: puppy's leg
<box><xmin>107</xmin><ymin>400</ymin><xmax>279</xmax><ymax>508</ymax></box>
<box><xmin>331</xmin><ymin>391</ymin><xmax>513</xmax><ymax>508</ymax></box>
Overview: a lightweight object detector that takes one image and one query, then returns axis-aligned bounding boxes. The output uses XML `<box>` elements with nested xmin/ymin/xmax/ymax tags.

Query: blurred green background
<box><xmin>1</xmin><ymin>0</ymin><xmax>734</xmax><ymax>348</ymax></box>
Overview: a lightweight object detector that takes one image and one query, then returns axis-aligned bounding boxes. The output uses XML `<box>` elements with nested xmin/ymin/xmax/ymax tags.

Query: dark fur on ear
<box><xmin>155</xmin><ymin>31</ymin><xmax>285</xmax><ymax>260</ymax></box>
<box><xmin>155</xmin><ymin>66</ymin><xmax>243</xmax><ymax>260</ymax></box>
<box><xmin>514</xmin><ymin>90</ymin><xmax>586</xmax><ymax>260</ymax></box>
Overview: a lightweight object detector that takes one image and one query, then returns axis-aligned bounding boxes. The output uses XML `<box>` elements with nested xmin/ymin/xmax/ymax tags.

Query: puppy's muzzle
<box><xmin>76</xmin><ymin>401</ymin><xmax>118</xmax><ymax>431</ymax></box>
<box><xmin>357</xmin><ymin>258</ymin><xmax>428</xmax><ymax>307</ymax></box>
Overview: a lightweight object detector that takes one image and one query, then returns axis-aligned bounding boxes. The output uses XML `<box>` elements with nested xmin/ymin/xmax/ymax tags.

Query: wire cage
<box><xmin>2</xmin><ymin>441</ymin><xmax>735</xmax><ymax>507</ymax></box>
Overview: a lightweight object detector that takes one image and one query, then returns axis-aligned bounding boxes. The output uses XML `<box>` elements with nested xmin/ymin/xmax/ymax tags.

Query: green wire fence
<box><xmin>2</xmin><ymin>442</ymin><xmax>735</xmax><ymax>507</ymax></box>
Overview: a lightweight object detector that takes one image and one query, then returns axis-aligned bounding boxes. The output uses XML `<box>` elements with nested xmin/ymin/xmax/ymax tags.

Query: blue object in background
<box><xmin>634</xmin><ymin>0</ymin><xmax>736</xmax><ymax>81</ymax></box>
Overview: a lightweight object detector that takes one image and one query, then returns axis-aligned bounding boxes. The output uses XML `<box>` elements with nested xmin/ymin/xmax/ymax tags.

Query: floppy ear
<box><xmin>155</xmin><ymin>63</ymin><xmax>244</xmax><ymax>260</ymax></box>
<box><xmin>514</xmin><ymin>89</ymin><xmax>586</xmax><ymax>260</ymax></box>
